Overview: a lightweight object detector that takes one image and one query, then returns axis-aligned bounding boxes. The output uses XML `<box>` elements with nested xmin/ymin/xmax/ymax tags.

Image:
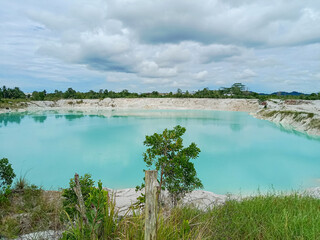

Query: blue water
<box><xmin>1</xmin><ymin>110</ymin><xmax>320</xmax><ymax>195</ymax></box>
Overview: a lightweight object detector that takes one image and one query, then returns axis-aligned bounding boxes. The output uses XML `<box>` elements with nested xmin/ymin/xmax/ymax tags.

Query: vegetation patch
<box><xmin>261</xmin><ymin>110</ymin><xmax>314</xmax><ymax>120</ymax></box>
<box><xmin>0</xmin><ymin>185</ymin><xmax>62</xmax><ymax>238</ymax></box>
<box><xmin>309</xmin><ymin>118</ymin><xmax>320</xmax><ymax>130</ymax></box>
<box><xmin>0</xmin><ymin>99</ymin><xmax>29</xmax><ymax>110</ymax></box>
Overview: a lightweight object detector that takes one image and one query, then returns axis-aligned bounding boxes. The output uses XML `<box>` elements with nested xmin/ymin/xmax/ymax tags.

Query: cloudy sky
<box><xmin>1</xmin><ymin>0</ymin><xmax>320</xmax><ymax>93</ymax></box>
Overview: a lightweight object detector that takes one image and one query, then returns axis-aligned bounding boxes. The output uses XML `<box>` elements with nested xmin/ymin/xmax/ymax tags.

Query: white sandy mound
<box><xmin>23</xmin><ymin>98</ymin><xmax>259</xmax><ymax>112</ymax></box>
<box><xmin>104</xmin><ymin>187</ymin><xmax>228</xmax><ymax>215</ymax></box>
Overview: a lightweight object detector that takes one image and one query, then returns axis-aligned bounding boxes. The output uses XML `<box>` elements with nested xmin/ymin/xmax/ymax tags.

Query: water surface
<box><xmin>1</xmin><ymin>110</ymin><xmax>320</xmax><ymax>195</ymax></box>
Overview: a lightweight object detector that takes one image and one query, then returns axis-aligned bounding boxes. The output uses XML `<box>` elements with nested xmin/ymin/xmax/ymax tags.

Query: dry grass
<box><xmin>0</xmin><ymin>186</ymin><xmax>63</xmax><ymax>238</ymax></box>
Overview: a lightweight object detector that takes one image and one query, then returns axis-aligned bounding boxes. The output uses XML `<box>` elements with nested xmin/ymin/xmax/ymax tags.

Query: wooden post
<box><xmin>145</xmin><ymin>170</ymin><xmax>158</xmax><ymax>240</ymax></box>
<box><xmin>73</xmin><ymin>173</ymin><xmax>88</xmax><ymax>224</ymax></box>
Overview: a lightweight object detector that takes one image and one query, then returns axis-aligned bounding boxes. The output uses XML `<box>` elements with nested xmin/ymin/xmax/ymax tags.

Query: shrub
<box><xmin>0</xmin><ymin>158</ymin><xmax>16</xmax><ymax>190</ymax></box>
<box><xmin>62</xmin><ymin>173</ymin><xmax>95</xmax><ymax>218</ymax></box>
<box><xmin>62</xmin><ymin>180</ymin><xmax>117</xmax><ymax>239</ymax></box>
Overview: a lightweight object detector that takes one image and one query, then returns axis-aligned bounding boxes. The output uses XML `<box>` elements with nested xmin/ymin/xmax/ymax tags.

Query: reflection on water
<box><xmin>0</xmin><ymin>113</ymin><xmax>25</xmax><ymax>127</ymax></box>
<box><xmin>32</xmin><ymin>115</ymin><xmax>47</xmax><ymax>123</ymax></box>
<box><xmin>230</xmin><ymin>123</ymin><xmax>242</xmax><ymax>132</ymax></box>
<box><xmin>64</xmin><ymin>114</ymin><xmax>85</xmax><ymax>121</ymax></box>
<box><xmin>1</xmin><ymin>110</ymin><xmax>320</xmax><ymax>194</ymax></box>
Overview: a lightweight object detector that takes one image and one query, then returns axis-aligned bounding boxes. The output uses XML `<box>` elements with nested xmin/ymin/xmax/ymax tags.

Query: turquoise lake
<box><xmin>1</xmin><ymin>110</ymin><xmax>320</xmax><ymax>195</ymax></box>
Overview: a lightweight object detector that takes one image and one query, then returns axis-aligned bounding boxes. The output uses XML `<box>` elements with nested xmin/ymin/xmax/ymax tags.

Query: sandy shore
<box><xmin>104</xmin><ymin>186</ymin><xmax>320</xmax><ymax>215</ymax></box>
<box><xmin>103</xmin><ymin>187</ymin><xmax>228</xmax><ymax>215</ymax></box>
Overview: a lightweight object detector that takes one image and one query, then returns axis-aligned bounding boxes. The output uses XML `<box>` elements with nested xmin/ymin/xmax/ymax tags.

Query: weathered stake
<box><xmin>73</xmin><ymin>173</ymin><xmax>88</xmax><ymax>224</ymax></box>
<box><xmin>145</xmin><ymin>170</ymin><xmax>158</xmax><ymax>240</ymax></box>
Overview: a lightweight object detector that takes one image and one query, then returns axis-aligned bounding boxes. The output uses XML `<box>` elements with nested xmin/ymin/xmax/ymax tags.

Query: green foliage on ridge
<box><xmin>1</xmin><ymin>83</ymin><xmax>320</xmax><ymax>102</ymax></box>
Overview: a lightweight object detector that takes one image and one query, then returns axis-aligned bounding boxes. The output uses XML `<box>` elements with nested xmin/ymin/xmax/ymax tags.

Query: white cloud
<box><xmin>106</xmin><ymin>0</ymin><xmax>320</xmax><ymax>46</ymax></box>
<box><xmin>155</xmin><ymin>44</ymin><xmax>191</xmax><ymax>67</ymax></box>
<box><xmin>235</xmin><ymin>69</ymin><xmax>257</xmax><ymax>80</ymax></box>
<box><xmin>193</xmin><ymin>71</ymin><xmax>208</xmax><ymax>80</ymax></box>
<box><xmin>137</xmin><ymin>61</ymin><xmax>178</xmax><ymax>78</ymax></box>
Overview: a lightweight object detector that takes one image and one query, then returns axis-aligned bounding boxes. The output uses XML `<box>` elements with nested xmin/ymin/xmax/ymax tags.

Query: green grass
<box><xmin>204</xmin><ymin>194</ymin><xmax>320</xmax><ymax>239</ymax></box>
<box><xmin>2</xmin><ymin>187</ymin><xmax>320</xmax><ymax>239</ymax></box>
<box><xmin>115</xmin><ymin>194</ymin><xmax>320</xmax><ymax>239</ymax></box>
<box><xmin>262</xmin><ymin>110</ymin><xmax>314</xmax><ymax>120</ymax></box>
<box><xmin>310</xmin><ymin>119</ymin><xmax>320</xmax><ymax>130</ymax></box>
<box><xmin>261</xmin><ymin>110</ymin><xmax>320</xmax><ymax>133</ymax></box>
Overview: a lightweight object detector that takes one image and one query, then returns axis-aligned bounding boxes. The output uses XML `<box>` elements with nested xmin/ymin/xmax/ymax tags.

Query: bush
<box><xmin>62</xmin><ymin>179</ymin><xmax>117</xmax><ymax>239</ymax></box>
<box><xmin>0</xmin><ymin>158</ymin><xmax>16</xmax><ymax>190</ymax></box>
<box><xmin>62</xmin><ymin>173</ymin><xmax>95</xmax><ymax>218</ymax></box>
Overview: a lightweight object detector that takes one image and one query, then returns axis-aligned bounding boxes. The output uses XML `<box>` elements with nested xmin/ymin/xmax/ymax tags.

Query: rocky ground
<box><xmin>255</xmin><ymin>99</ymin><xmax>320</xmax><ymax>136</ymax></box>
<box><xmin>0</xmin><ymin>98</ymin><xmax>260</xmax><ymax>114</ymax></box>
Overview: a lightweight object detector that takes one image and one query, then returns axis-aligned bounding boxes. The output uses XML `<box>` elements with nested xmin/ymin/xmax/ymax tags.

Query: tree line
<box><xmin>1</xmin><ymin>84</ymin><xmax>320</xmax><ymax>101</ymax></box>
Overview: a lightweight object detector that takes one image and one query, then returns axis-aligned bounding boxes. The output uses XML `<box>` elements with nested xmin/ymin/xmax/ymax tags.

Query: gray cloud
<box><xmin>193</xmin><ymin>71</ymin><xmax>208</xmax><ymax>81</ymax></box>
<box><xmin>107</xmin><ymin>0</ymin><xmax>320</xmax><ymax>47</ymax></box>
<box><xmin>1</xmin><ymin>0</ymin><xmax>320</xmax><ymax>93</ymax></box>
<box><xmin>199</xmin><ymin>44</ymin><xmax>244</xmax><ymax>64</ymax></box>
<box><xmin>235</xmin><ymin>69</ymin><xmax>257</xmax><ymax>80</ymax></box>
<box><xmin>155</xmin><ymin>44</ymin><xmax>191</xmax><ymax>67</ymax></box>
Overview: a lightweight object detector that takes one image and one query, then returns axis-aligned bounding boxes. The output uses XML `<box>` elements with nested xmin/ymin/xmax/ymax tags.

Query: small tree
<box><xmin>141</xmin><ymin>125</ymin><xmax>203</xmax><ymax>205</ymax></box>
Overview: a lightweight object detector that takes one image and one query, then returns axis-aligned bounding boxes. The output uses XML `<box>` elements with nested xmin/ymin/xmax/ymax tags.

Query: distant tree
<box><xmin>64</xmin><ymin>88</ymin><xmax>77</xmax><ymax>99</ymax></box>
<box><xmin>184</xmin><ymin>90</ymin><xmax>192</xmax><ymax>98</ymax></box>
<box><xmin>231</xmin><ymin>83</ymin><xmax>246</xmax><ymax>96</ymax></box>
<box><xmin>151</xmin><ymin>91</ymin><xmax>159</xmax><ymax>97</ymax></box>
<box><xmin>108</xmin><ymin>91</ymin><xmax>116</xmax><ymax>98</ymax></box>
<box><xmin>120</xmin><ymin>89</ymin><xmax>129</xmax><ymax>97</ymax></box>
<box><xmin>12</xmin><ymin>87</ymin><xmax>25</xmax><ymax>99</ymax></box>
<box><xmin>140</xmin><ymin>125</ymin><xmax>203</xmax><ymax>205</ymax></box>
<box><xmin>39</xmin><ymin>90</ymin><xmax>46</xmax><ymax>100</ymax></box>
<box><xmin>54</xmin><ymin>90</ymin><xmax>63</xmax><ymax>98</ymax></box>
<box><xmin>309</xmin><ymin>93</ymin><xmax>318</xmax><ymax>100</ymax></box>
<box><xmin>87</xmin><ymin>90</ymin><xmax>97</xmax><ymax>99</ymax></box>
<box><xmin>32</xmin><ymin>90</ymin><xmax>46</xmax><ymax>100</ymax></box>
<box><xmin>2</xmin><ymin>86</ymin><xmax>8</xmax><ymax>98</ymax></box>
